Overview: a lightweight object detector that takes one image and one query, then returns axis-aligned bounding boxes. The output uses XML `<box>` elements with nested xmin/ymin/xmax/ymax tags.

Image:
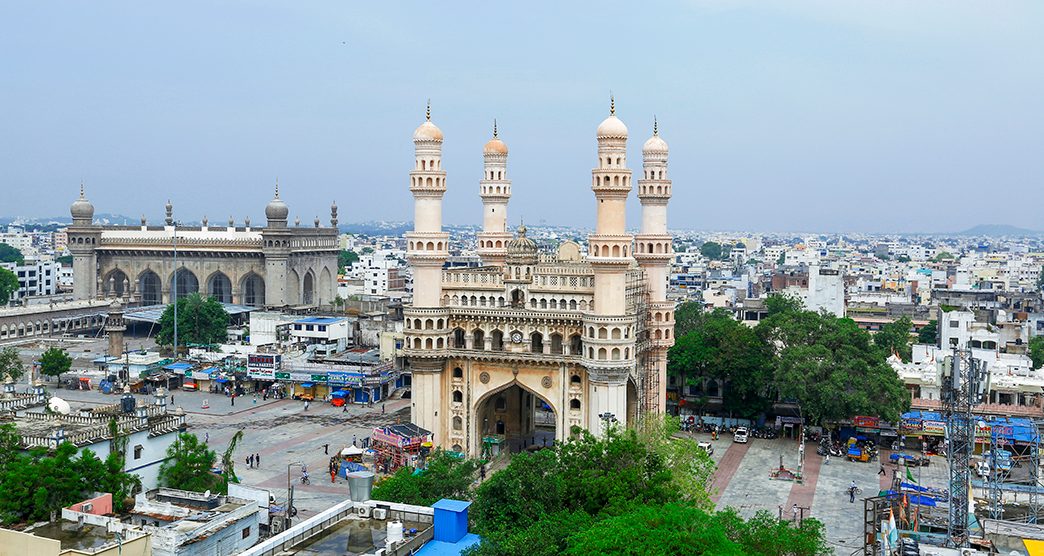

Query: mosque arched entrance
<box><xmin>474</xmin><ymin>382</ymin><xmax>557</xmax><ymax>456</ymax></box>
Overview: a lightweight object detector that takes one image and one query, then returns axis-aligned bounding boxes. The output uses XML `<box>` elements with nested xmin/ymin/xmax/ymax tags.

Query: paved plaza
<box><xmin>694</xmin><ymin>432</ymin><xmax>952</xmax><ymax>552</ymax></box>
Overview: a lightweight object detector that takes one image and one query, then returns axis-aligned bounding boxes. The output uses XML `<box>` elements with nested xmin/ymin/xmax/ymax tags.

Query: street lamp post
<box><xmin>172</xmin><ymin>223</ymin><xmax>178</xmax><ymax>358</ymax></box>
<box><xmin>286</xmin><ymin>461</ymin><xmax>304</xmax><ymax>529</ymax></box>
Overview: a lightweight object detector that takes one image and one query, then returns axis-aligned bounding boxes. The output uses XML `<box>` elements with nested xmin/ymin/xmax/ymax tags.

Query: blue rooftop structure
<box><xmin>294</xmin><ymin>316</ymin><xmax>345</xmax><ymax>325</ymax></box>
<box><xmin>163</xmin><ymin>362</ymin><xmax>193</xmax><ymax>372</ymax></box>
<box><xmin>417</xmin><ymin>499</ymin><xmax>480</xmax><ymax>555</ymax></box>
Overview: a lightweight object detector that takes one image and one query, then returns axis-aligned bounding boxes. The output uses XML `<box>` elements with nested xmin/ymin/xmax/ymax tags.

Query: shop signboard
<box><xmin>247</xmin><ymin>354</ymin><xmax>282</xmax><ymax>379</ymax></box>
<box><xmin>274</xmin><ymin>372</ymin><xmax>290</xmax><ymax>380</ymax></box>
<box><xmin>922</xmin><ymin>420</ymin><xmax>946</xmax><ymax>436</ymax></box>
<box><xmin>328</xmin><ymin>371</ymin><xmax>365</xmax><ymax>386</ymax></box>
<box><xmin>249</xmin><ymin>368</ymin><xmax>275</xmax><ymax>380</ymax></box>
<box><xmin>853</xmin><ymin>416</ymin><xmax>879</xmax><ymax>428</ymax></box>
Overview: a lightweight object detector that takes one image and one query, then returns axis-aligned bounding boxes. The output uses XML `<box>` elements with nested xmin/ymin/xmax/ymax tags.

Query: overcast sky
<box><xmin>1</xmin><ymin>1</ymin><xmax>1042</xmax><ymax>233</ymax></box>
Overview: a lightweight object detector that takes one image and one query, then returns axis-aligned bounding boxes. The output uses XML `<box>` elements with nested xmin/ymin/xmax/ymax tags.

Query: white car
<box><xmin>976</xmin><ymin>461</ymin><xmax>990</xmax><ymax>478</ymax></box>
<box><xmin>733</xmin><ymin>428</ymin><xmax>749</xmax><ymax>443</ymax></box>
<box><xmin>697</xmin><ymin>441</ymin><xmax>714</xmax><ymax>455</ymax></box>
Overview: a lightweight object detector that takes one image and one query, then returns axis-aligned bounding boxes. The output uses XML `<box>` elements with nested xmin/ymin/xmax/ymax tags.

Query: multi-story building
<box><xmin>403</xmin><ymin>102</ymin><xmax>674</xmax><ymax>454</ymax></box>
<box><xmin>0</xmin><ymin>257</ymin><xmax>60</xmax><ymax>304</ymax></box>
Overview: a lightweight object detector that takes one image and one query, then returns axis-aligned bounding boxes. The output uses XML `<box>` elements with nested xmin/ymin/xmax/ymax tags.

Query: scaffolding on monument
<box><xmin>625</xmin><ymin>269</ymin><xmax>657</xmax><ymax>421</ymax></box>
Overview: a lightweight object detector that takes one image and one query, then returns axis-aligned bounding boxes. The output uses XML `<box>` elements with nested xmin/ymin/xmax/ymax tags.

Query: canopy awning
<box><xmin>300</xmin><ymin>382</ymin><xmax>315</xmax><ymax>388</ymax></box>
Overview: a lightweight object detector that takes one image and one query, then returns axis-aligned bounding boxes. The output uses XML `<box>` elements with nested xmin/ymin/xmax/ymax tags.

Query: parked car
<box><xmin>697</xmin><ymin>441</ymin><xmax>714</xmax><ymax>455</ymax></box>
<box><xmin>733</xmin><ymin>427</ymin><xmax>749</xmax><ymax>443</ymax></box>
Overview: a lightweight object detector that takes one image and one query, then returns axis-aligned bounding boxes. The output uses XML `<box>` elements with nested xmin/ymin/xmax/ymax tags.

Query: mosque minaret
<box><xmin>475</xmin><ymin>121</ymin><xmax>512</xmax><ymax>267</ymax></box>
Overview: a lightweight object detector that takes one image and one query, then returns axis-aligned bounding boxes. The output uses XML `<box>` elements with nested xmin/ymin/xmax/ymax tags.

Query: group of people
<box><xmin>245</xmin><ymin>452</ymin><xmax>262</xmax><ymax>468</ymax></box>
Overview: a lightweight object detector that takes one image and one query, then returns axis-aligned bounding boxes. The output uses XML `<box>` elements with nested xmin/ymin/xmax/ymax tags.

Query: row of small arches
<box><xmin>639</xmin><ymin>184</ymin><xmax>670</xmax><ymax>195</ymax></box>
<box><xmin>636</xmin><ymin>242</ymin><xmax>670</xmax><ymax>254</ymax></box>
<box><xmin>418</xmin><ymin>158</ymin><xmax>441</xmax><ymax>170</ymax></box>
<box><xmin>585</xmin><ymin>325</ymin><xmax>632</xmax><ymax>340</ymax></box>
<box><xmin>477</xmin><ymin>239</ymin><xmax>505</xmax><ymax>249</ymax></box>
<box><xmin>71</xmin><ymin>236</ymin><xmax>96</xmax><ymax>244</ymax></box>
<box><xmin>0</xmin><ymin>315</ymin><xmax>105</xmax><ymax>339</ymax></box>
<box><xmin>586</xmin><ymin>346</ymin><xmax>632</xmax><ymax>361</ymax></box>
<box><xmin>264</xmin><ymin>239</ymin><xmax>290</xmax><ymax>247</ymax></box>
<box><xmin>484</xmin><ymin>171</ymin><xmax>505</xmax><ymax>181</ymax></box>
<box><xmin>601</xmin><ymin>156</ymin><xmax>625</xmax><ymax>167</ymax></box>
<box><xmin>590</xmin><ymin>243</ymin><xmax>630</xmax><ymax>257</ymax></box>
<box><xmin>594</xmin><ymin>175</ymin><xmax>631</xmax><ymax>187</ymax></box>
<box><xmin>408</xmin><ymin>240</ymin><xmax>446</xmax><ymax>251</ymax></box>
<box><xmin>643</xmin><ymin>169</ymin><xmax>666</xmax><ymax>180</ymax></box>
<box><xmin>411</xmin><ymin>176</ymin><xmax>446</xmax><ymax>188</ymax></box>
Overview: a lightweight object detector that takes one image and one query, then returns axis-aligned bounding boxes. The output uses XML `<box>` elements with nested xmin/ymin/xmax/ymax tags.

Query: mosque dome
<box><xmin>596</xmin><ymin>114</ymin><xmax>628</xmax><ymax>139</ymax></box>
<box><xmin>70</xmin><ymin>186</ymin><xmax>94</xmax><ymax>221</ymax></box>
<box><xmin>506</xmin><ymin>224</ymin><xmax>539</xmax><ymax>265</ymax></box>
<box><xmin>413</xmin><ymin>120</ymin><xmax>443</xmax><ymax>142</ymax></box>
<box><xmin>483</xmin><ymin>137</ymin><xmax>508</xmax><ymax>155</ymax></box>
<box><xmin>643</xmin><ymin>134</ymin><xmax>668</xmax><ymax>154</ymax></box>
<box><xmin>265</xmin><ymin>189</ymin><xmax>289</xmax><ymax>221</ymax></box>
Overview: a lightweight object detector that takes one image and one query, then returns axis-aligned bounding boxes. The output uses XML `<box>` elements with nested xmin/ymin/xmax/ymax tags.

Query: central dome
<box><xmin>596</xmin><ymin>115</ymin><xmax>628</xmax><ymax>139</ymax></box>
<box><xmin>506</xmin><ymin>224</ymin><xmax>538</xmax><ymax>265</ymax></box>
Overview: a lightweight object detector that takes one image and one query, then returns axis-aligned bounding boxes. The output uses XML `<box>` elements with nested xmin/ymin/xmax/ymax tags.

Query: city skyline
<box><xmin>1</xmin><ymin>1</ymin><xmax>1042</xmax><ymax>233</ymax></box>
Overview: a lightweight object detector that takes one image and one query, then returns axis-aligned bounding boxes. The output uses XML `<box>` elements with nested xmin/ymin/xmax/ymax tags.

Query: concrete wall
<box><xmin>68</xmin><ymin>493</ymin><xmax>113</xmax><ymax>515</ymax></box>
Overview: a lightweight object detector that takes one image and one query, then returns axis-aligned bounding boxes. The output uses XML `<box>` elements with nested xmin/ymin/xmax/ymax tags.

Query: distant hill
<box><xmin>956</xmin><ymin>224</ymin><xmax>1043</xmax><ymax>237</ymax></box>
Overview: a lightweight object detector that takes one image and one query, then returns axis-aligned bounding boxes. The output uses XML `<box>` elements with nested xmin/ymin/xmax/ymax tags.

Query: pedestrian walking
<box><xmin>878</xmin><ymin>464</ymin><xmax>885</xmax><ymax>476</ymax></box>
<box><xmin>247</xmin><ymin>454</ymin><xmax>253</xmax><ymax>468</ymax></box>
<box><xmin>255</xmin><ymin>453</ymin><xmax>261</xmax><ymax>466</ymax></box>
<box><xmin>170</xmin><ymin>394</ymin><xmax>174</xmax><ymax>405</ymax></box>
<box><xmin>323</xmin><ymin>443</ymin><xmax>329</xmax><ymax>455</ymax></box>
<box><xmin>849</xmin><ymin>481</ymin><xmax>857</xmax><ymax>503</ymax></box>
<box><xmin>792</xmin><ymin>504</ymin><xmax>798</xmax><ymax>522</ymax></box>
<box><xmin>342</xmin><ymin>404</ymin><xmax>348</xmax><ymax>413</ymax></box>
<box><xmin>204</xmin><ymin>432</ymin><xmax>209</xmax><ymax>444</ymax></box>
<box><xmin>253</xmin><ymin>394</ymin><xmax>257</xmax><ymax>405</ymax></box>
<box><xmin>231</xmin><ymin>395</ymin><xmax>235</xmax><ymax>407</ymax></box>
<box><xmin>381</xmin><ymin>403</ymin><xmax>385</xmax><ymax>414</ymax></box>
<box><xmin>352</xmin><ymin>434</ymin><xmax>357</xmax><ymax>447</ymax></box>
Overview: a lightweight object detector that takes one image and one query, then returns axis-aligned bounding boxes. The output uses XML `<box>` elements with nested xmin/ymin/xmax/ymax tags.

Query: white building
<box><xmin>289</xmin><ymin>316</ymin><xmax>351</xmax><ymax>353</ymax></box>
<box><xmin>0</xmin><ymin>257</ymin><xmax>60</xmax><ymax>303</ymax></box>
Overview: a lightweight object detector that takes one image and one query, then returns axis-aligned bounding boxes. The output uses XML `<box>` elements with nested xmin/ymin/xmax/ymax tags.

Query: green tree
<box><xmin>0</xmin><ymin>244</ymin><xmax>23</xmax><ymax>264</ymax></box>
<box><xmin>672</xmin><ymin>301</ymin><xmax>705</xmax><ymax>339</ymax></box>
<box><xmin>917</xmin><ymin>320</ymin><xmax>938</xmax><ymax>345</ymax></box>
<box><xmin>38</xmin><ymin>346</ymin><xmax>72</xmax><ymax>383</ymax></box>
<box><xmin>337</xmin><ymin>249</ymin><xmax>359</xmax><ymax>270</ymax></box>
<box><xmin>635</xmin><ymin>415</ymin><xmax>715</xmax><ymax>508</ymax></box>
<box><xmin>371</xmin><ymin>449</ymin><xmax>480</xmax><ymax>506</ymax></box>
<box><xmin>157</xmin><ymin>293</ymin><xmax>229</xmax><ymax>348</ymax></box>
<box><xmin>1029</xmin><ymin>336</ymin><xmax>1044</xmax><ymax>370</ymax></box>
<box><xmin>0</xmin><ymin>268</ymin><xmax>18</xmax><ymax>306</ymax></box>
<box><xmin>361</xmin><ymin>246</ymin><xmax>374</xmax><ymax>255</ymax></box>
<box><xmin>897</xmin><ymin>254</ymin><xmax>911</xmax><ymax>263</ymax></box>
<box><xmin>933</xmin><ymin>252</ymin><xmax>954</xmax><ymax>262</ymax></box>
<box><xmin>158</xmin><ymin>433</ymin><xmax>224</xmax><ymax>494</ymax></box>
<box><xmin>776</xmin><ymin>251</ymin><xmax>786</xmax><ymax>265</ymax></box>
<box><xmin>56</xmin><ymin>254</ymin><xmax>73</xmax><ymax>265</ymax></box>
<box><xmin>699</xmin><ymin>241</ymin><xmax>722</xmax><ymax>260</ymax></box>
<box><xmin>0</xmin><ymin>347</ymin><xmax>26</xmax><ymax>383</ymax></box>
<box><xmin>765</xmin><ymin>292</ymin><xmax>803</xmax><ymax>316</ymax></box>
<box><xmin>757</xmin><ymin>309</ymin><xmax>909</xmax><ymax>424</ymax></box>
<box><xmin>875</xmin><ymin>316</ymin><xmax>913</xmax><ymax>362</ymax></box>
<box><xmin>1038</xmin><ymin>266</ymin><xmax>1044</xmax><ymax>292</ymax></box>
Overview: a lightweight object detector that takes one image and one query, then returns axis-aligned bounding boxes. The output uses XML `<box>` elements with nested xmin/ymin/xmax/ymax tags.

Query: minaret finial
<box><xmin>610</xmin><ymin>93</ymin><xmax>615</xmax><ymax>116</ymax></box>
<box><xmin>426</xmin><ymin>99</ymin><xmax>431</xmax><ymax>121</ymax></box>
<box><xmin>493</xmin><ymin>118</ymin><xmax>498</xmax><ymax>139</ymax></box>
<box><xmin>653</xmin><ymin>116</ymin><xmax>658</xmax><ymax>136</ymax></box>
<box><xmin>275</xmin><ymin>178</ymin><xmax>280</xmax><ymax>198</ymax></box>
<box><xmin>79</xmin><ymin>181</ymin><xmax>85</xmax><ymax>198</ymax></box>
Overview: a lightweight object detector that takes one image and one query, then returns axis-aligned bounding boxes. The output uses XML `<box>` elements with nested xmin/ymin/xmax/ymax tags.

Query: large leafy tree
<box><xmin>635</xmin><ymin>415</ymin><xmax>715</xmax><ymax>508</ymax></box>
<box><xmin>0</xmin><ymin>268</ymin><xmax>18</xmax><ymax>306</ymax></box>
<box><xmin>158</xmin><ymin>432</ymin><xmax>225</xmax><ymax>494</ymax></box>
<box><xmin>38</xmin><ymin>346</ymin><xmax>72</xmax><ymax>382</ymax></box>
<box><xmin>0</xmin><ymin>427</ymin><xmax>141</xmax><ymax>525</ymax></box>
<box><xmin>1029</xmin><ymin>336</ymin><xmax>1044</xmax><ymax>370</ymax></box>
<box><xmin>699</xmin><ymin>241</ymin><xmax>723</xmax><ymax>260</ymax></box>
<box><xmin>371</xmin><ymin>449</ymin><xmax>480</xmax><ymax>506</ymax></box>
<box><xmin>0</xmin><ymin>347</ymin><xmax>26</xmax><ymax>382</ymax></box>
<box><xmin>157</xmin><ymin>293</ymin><xmax>229</xmax><ymax>348</ymax></box>
<box><xmin>338</xmin><ymin>249</ymin><xmax>359</xmax><ymax>271</ymax></box>
<box><xmin>0</xmin><ymin>244</ymin><xmax>23</xmax><ymax>264</ymax></box>
<box><xmin>668</xmin><ymin>309</ymin><xmax>773</xmax><ymax>418</ymax></box>
<box><xmin>757</xmin><ymin>308</ymin><xmax>910</xmax><ymax>424</ymax></box>
<box><xmin>874</xmin><ymin>316</ymin><xmax>913</xmax><ymax>362</ymax></box>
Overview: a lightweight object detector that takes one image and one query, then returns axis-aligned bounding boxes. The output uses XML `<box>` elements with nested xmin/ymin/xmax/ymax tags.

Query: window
<box><xmin>133</xmin><ymin>445</ymin><xmax>143</xmax><ymax>460</ymax></box>
<box><xmin>453</xmin><ymin>390</ymin><xmax>463</xmax><ymax>403</ymax></box>
<box><xmin>242</xmin><ymin>526</ymin><xmax>251</xmax><ymax>539</ymax></box>
<box><xmin>452</xmin><ymin>367</ymin><xmax>463</xmax><ymax>379</ymax></box>
<box><xmin>570</xmin><ymin>399</ymin><xmax>581</xmax><ymax>410</ymax></box>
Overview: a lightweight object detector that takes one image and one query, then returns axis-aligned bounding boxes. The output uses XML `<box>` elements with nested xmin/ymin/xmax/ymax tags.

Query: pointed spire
<box><xmin>653</xmin><ymin>116</ymin><xmax>658</xmax><ymax>136</ymax></box>
<box><xmin>610</xmin><ymin>93</ymin><xmax>615</xmax><ymax>116</ymax></box>
<box><xmin>493</xmin><ymin>118</ymin><xmax>498</xmax><ymax>139</ymax></box>
<box><xmin>79</xmin><ymin>181</ymin><xmax>85</xmax><ymax>198</ymax></box>
<box><xmin>274</xmin><ymin>178</ymin><xmax>280</xmax><ymax>198</ymax></box>
<box><xmin>426</xmin><ymin>99</ymin><xmax>431</xmax><ymax>121</ymax></box>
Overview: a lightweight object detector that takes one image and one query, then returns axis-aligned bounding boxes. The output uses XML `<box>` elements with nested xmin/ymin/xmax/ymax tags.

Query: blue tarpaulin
<box><xmin>214</xmin><ymin>378</ymin><xmax>229</xmax><ymax>384</ymax></box>
<box><xmin>331</xmin><ymin>390</ymin><xmax>349</xmax><ymax>398</ymax></box>
<box><xmin>300</xmin><ymin>382</ymin><xmax>315</xmax><ymax>388</ymax></box>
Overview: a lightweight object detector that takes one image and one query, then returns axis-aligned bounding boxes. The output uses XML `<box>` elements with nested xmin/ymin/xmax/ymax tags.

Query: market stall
<box><xmin>371</xmin><ymin>423</ymin><xmax>432</xmax><ymax>473</ymax></box>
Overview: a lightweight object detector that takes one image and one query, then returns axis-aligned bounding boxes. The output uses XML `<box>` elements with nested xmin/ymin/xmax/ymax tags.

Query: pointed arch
<box><xmin>240</xmin><ymin>273</ymin><xmax>265</xmax><ymax>307</ymax></box>
<box><xmin>206</xmin><ymin>271</ymin><xmax>233</xmax><ymax>303</ymax></box>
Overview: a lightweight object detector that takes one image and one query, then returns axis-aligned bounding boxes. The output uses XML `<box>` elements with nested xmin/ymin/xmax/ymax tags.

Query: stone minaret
<box><xmin>105</xmin><ymin>299</ymin><xmax>126</xmax><ymax>358</ymax></box>
<box><xmin>476</xmin><ymin>120</ymin><xmax>512</xmax><ymax>267</ymax></box>
<box><xmin>68</xmin><ymin>184</ymin><xmax>100</xmax><ymax>300</ymax></box>
<box><xmin>636</xmin><ymin>118</ymin><xmax>674</xmax><ymax>415</ymax></box>
<box><xmin>405</xmin><ymin>102</ymin><xmax>450</xmax><ymax>441</ymax></box>
<box><xmin>583</xmin><ymin>97</ymin><xmax>637</xmax><ymax>430</ymax></box>
<box><xmin>262</xmin><ymin>183</ymin><xmax>291</xmax><ymax>306</ymax></box>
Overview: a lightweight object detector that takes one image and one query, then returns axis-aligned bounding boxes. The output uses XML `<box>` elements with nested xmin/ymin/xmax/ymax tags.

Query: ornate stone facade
<box><xmin>66</xmin><ymin>186</ymin><xmax>339</xmax><ymax>308</ymax></box>
<box><xmin>404</xmin><ymin>101</ymin><xmax>675</xmax><ymax>455</ymax></box>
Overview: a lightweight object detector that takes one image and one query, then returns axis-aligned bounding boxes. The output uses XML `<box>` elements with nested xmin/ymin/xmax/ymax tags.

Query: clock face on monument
<box><xmin>511</xmin><ymin>331</ymin><xmax>523</xmax><ymax>344</ymax></box>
